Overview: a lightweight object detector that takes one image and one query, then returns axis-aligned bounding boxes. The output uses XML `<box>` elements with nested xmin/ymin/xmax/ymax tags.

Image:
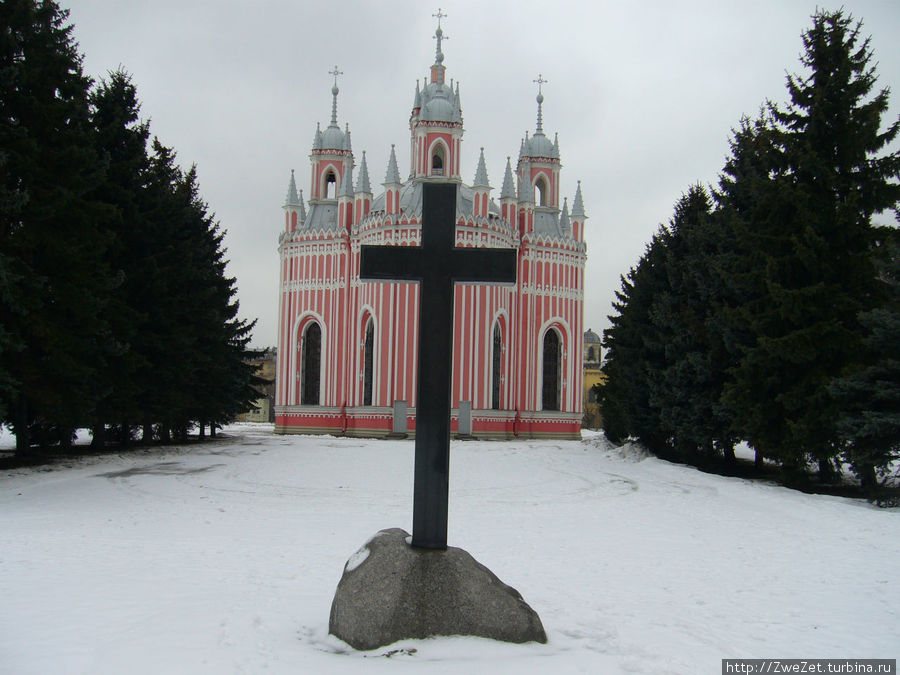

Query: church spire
<box><xmin>430</xmin><ymin>8</ymin><xmax>448</xmax><ymax>84</ymax></box>
<box><xmin>559</xmin><ymin>197</ymin><xmax>570</xmax><ymax>234</ymax></box>
<box><xmin>518</xmin><ymin>162</ymin><xmax>534</xmax><ymax>203</ymax></box>
<box><xmin>355</xmin><ymin>150</ymin><xmax>371</xmax><ymax>193</ymax></box>
<box><xmin>519</xmin><ymin>76</ymin><xmax>558</xmax><ymax>160</ymax></box>
<box><xmin>433</xmin><ymin>8</ymin><xmax>447</xmax><ymax>65</ymax></box>
<box><xmin>329</xmin><ymin>65</ymin><xmax>343</xmax><ymax>126</ymax></box>
<box><xmin>284</xmin><ymin>169</ymin><xmax>300</xmax><ymax>207</ymax></box>
<box><xmin>500</xmin><ymin>157</ymin><xmax>516</xmax><ymax>199</ymax></box>
<box><xmin>473</xmin><ymin>147</ymin><xmax>490</xmax><ymax>187</ymax></box>
<box><xmin>297</xmin><ymin>189</ymin><xmax>307</xmax><ymax>221</ymax></box>
<box><xmin>339</xmin><ymin>159</ymin><xmax>354</xmax><ymax>198</ymax></box>
<box><xmin>316</xmin><ymin>69</ymin><xmax>350</xmax><ymax>152</ymax></box>
<box><xmin>384</xmin><ymin>144</ymin><xmax>401</xmax><ymax>184</ymax></box>
<box><xmin>572</xmin><ymin>180</ymin><xmax>585</xmax><ymax>217</ymax></box>
<box><xmin>533</xmin><ymin>74</ymin><xmax>547</xmax><ymax>135</ymax></box>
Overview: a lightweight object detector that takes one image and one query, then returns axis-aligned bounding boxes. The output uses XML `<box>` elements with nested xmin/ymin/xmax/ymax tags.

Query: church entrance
<box><xmin>363</xmin><ymin>320</ymin><xmax>374</xmax><ymax>406</ymax></box>
<box><xmin>300</xmin><ymin>322</ymin><xmax>321</xmax><ymax>405</ymax></box>
<box><xmin>542</xmin><ymin>329</ymin><xmax>561</xmax><ymax>411</ymax></box>
<box><xmin>491</xmin><ymin>323</ymin><xmax>502</xmax><ymax>410</ymax></box>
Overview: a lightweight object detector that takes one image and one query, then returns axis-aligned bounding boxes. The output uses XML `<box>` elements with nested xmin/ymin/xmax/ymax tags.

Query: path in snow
<box><xmin>1</xmin><ymin>424</ymin><xmax>897</xmax><ymax>674</ymax></box>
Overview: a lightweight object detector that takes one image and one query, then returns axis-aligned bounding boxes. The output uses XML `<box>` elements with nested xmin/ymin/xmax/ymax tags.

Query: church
<box><xmin>275</xmin><ymin>17</ymin><xmax>587</xmax><ymax>439</ymax></box>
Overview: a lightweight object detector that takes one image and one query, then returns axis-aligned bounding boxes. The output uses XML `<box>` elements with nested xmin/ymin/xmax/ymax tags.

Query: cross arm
<box><xmin>450</xmin><ymin>248</ymin><xmax>517</xmax><ymax>284</ymax></box>
<box><xmin>359</xmin><ymin>245</ymin><xmax>424</xmax><ymax>281</ymax></box>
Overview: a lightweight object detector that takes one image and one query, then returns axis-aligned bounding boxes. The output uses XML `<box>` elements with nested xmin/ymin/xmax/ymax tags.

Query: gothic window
<box><xmin>363</xmin><ymin>320</ymin><xmax>374</xmax><ymax>406</ymax></box>
<box><xmin>325</xmin><ymin>170</ymin><xmax>337</xmax><ymax>199</ymax></box>
<box><xmin>300</xmin><ymin>322</ymin><xmax>321</xmax><ymax>405</ymax></box>
<box><xmin>431</xmin><ymin>144</ymin><xmax>445</xmax><ymax>176</ymax></box>
<box><xmin>491</xmin><ymin>323</ymin><xmax>502</xmax><ymax>410</ymax></box>
<box><xmin>535</xmin><ymin>176</ymin><xmax>548</xmax><ymax>206</ymax></box>
<box><xmin>542</xmin><ymin>329</ymin><xmax>561</xmax><ymax>411</ymax></box>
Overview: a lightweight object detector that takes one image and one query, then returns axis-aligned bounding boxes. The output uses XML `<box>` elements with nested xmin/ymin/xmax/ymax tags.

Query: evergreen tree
<box><xmin>715</xmin><ymin>113</ymin><xmax>801</xmax><ymax>469</ymax></box>
<box><xmin>0</xmin><ymin>0</ymin><xmax>113</xmax><ymax>451</ymax></box>
<box><xmin>136</xmin><ymin>142</ymin><xmax>259</xmax><ymax>440</ymax></box>
<box><xmin>830</xmin><ymin>230</ymin><xmax>900</xmax><ymax>488</ymax></box>
<box><xmin>718</xmin><ymin>10</ymin><xmax>900</xmax><ymax>477</ymax></box>
<box><xmin>603</xmin><ymin>186</ymin><xmax>737</xmax><ymax>463</ymax></box>
<box><xmin>170</xmin><ymin>164</ymin><xmax>260</xmax><ymax>437</ymax></box>
<box><xmin>650</xmin><ymin>185</ymin><xmax>737</xmax><ymax>462</ymax></box>
<box><xmin>600</xmin><ymin>230</ymin><xmax>670</xmax><ymax>450</ymax></box>
<box><xmin>88</xmin><ymin>69</ymin><xmax>152</xmax><ymax>446</ymax></box>
<box><xmin>136</xmin><ymin>139</ymin><xmax>198</xmax><ymax>440</ymax></box>
<box><xmin>1</xmin><ymin>4</ymin><xmax>259</xmax><ymax>448</ymax></box>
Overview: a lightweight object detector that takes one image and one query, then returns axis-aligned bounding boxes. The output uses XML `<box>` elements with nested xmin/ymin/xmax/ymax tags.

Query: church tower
<box><xmin>309</xmin><ymin>67</ymin><xmax>353</xmax><ymax>205</ymax></box>
<box><xmin>276</xmin><ymin>14</ymin><xmax>588</xmax><ymax>440</ymax></box>
<box><xmin>409</xmin><ymin>13</ymin><xmax>463</xmax><ymax>181</ymax></box>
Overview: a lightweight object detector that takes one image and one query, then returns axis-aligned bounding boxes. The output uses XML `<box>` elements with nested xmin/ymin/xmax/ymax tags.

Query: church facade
<box><xmin>275</xmin><ymin>21</ymin><xmax>587</xmax><ymax>439</ymax></box>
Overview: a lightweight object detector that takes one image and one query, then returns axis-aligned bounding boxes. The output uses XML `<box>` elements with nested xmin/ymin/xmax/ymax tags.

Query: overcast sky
<box><xmin>63</xmin><ymin>0</ymin><xmax>900</xmax><ymax>348</ymax></box>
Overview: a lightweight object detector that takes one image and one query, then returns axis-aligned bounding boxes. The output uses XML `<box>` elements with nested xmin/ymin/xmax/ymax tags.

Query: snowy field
<box><xmin>1</xmin><ymin>424</ymin><xmax>897</xmax><ymax>674</ymax></box>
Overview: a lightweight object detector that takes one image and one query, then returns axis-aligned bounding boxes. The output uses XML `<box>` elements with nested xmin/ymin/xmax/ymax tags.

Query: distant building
<box><xmin>583</xmin><ymin>329</ymin><xmax>604</xmax><ymax>429</ymax></box>
<box><xmin>275</xmin><ymin>17</ymin><xmax>587</xmax><ymax>439</ymax></box>
<box><xmin>237</xmin><ymin>348</ymin><xmax>276</xmax><ymax>423</ymax></box>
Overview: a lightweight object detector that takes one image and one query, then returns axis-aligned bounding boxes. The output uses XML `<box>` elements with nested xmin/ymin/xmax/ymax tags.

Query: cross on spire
<box><xmin>433</xmin><ymin>8</ymin><xmax>448</xmax><ymax>64</ymax></box>
<box><xmin>329</xmin><ymin>65</ymin><xmax>343</xmax><ymax>125</ymax></box>
<box><xmin>533</xmin><ymin>73</ymin><xmax>548</xmax><ymax>134</ymax></box>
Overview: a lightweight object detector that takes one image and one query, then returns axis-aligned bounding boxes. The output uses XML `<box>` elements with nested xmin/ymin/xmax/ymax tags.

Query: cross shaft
<box><xmin>359</xmin><ymin>183</ymin><xmax>516</xmax><ymax>549</ymax></box>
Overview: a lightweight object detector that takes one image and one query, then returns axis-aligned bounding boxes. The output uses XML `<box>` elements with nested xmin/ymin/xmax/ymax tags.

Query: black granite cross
<box><xmin>359</xmin><ymin>182</ymin><xmax>517</xmax><ymax>550</ymax></box>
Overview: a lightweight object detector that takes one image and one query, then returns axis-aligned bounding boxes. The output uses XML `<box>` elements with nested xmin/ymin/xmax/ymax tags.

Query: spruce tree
<box><xmin>171</xmin><ymin>165</ymin><xmax>259</xmax><ymax>437</ymax></box>
<box><xmin>136</xmin><ymin>142</ymin><xmax>259</xmax><ymax>440</ymax></box>
<box><xmin>601</xmin><ymin>230</ymin><xmax>670</xmax><ymax>451</ymax></box>
<box><xmin>138</xmin><ymin>140</ymin><xmax>198</xmax><ymax>440</ymax></box>
<box><xmin>719</xmin><ymin>10</ymin><xmax>900</xmax><ymax>476</ymax></box>
<box><xmin>0</xmin><ymin>0</ymin><xmax>112</xmax><ymax>450</ymax></box>
<box><xmin>650</xmin><ymin>185</ymin><xmax>737</xmax><ymax>462</ymax></box>
<box><xmin>830</xmin><ymin>230</ymin><xmax>900</xmax><ymax>488</ymax></box>
<box><xmin>715</xmin><ymin>114</ymin><xmax>801</xmax><ymax>469</ymax></box>
<box><xmin>88</xmin><ymin>69</ymin><xmax>152</xmax><ymax>446</ymax></box>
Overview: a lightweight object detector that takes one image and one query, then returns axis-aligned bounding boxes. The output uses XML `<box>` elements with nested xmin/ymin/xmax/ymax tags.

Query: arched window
<box><xmin>587</xmin><ymin>346</ymin><xmax>596</xmax><ymax>362</ymax></box>
<box><xmin>300</xmin><ymin>322</ymin><xmax>321</xmax><ymax>405</ymax></box>
<box><xmin>431</xmin><ymin>144</ymin><xmax>445</xmax><ymax>176</ymax></box>
<box><xmin>491</xmin><ymin>323</ymin><xmax>502</xmax><ymax>410</ymax></box>
<box><xmin>535</xmin><ymin>176</ymin><xmax>548</xmax><ymax>206</ymax></box>
<box><xmin>363</xmin><ymin>320</ymin><xmax>374</xmax><ymax>406</ymax></box>
<box><xmin>542</xmin><ymin>329</ymin><xmax>561</xmax><ymax>411</ymax></box>
<box><xmin>325</xmin><ymin>170</ymin><xmax>337</xmax><ymax>199</ymax></box>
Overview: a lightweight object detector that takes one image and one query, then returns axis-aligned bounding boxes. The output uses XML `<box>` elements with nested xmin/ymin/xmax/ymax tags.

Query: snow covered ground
<box><xmin>1</xmin><ymin>424</ymin><xmax>897</xmax><ymax>674</ymax></box>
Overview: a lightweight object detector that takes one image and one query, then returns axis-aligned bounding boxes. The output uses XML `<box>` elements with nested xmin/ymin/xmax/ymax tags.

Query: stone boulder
<box><xmin>329</xmin><ymin>528</ymin><xmax>547</xmax><ymax>650</ymax></box>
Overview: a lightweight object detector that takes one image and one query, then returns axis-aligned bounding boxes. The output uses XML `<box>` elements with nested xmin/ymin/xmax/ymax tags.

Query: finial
<box><xmin>433</xmin><ymin>8</ymin><xmax>448</xmax><ymax>64</ymax></box>
<box><xmin>356</xmin><ymin>150</ymin><xmax>371</xmax><ymax>193</ymax></box>
<box><xmin>328</xmin><ymin>65</ymin><xmax>343</xmax><ymax>125</ymax></box>
<box><xmin>501</xmin><ymin>156</ymin><xmax>516</xmax><ymax>199</ymax></box>
<box><xmin>285</xmin><ymin>169</ymin><xmax>301</xmax><ymax>207</ymax></box>
<box><xmin>533</xmin><ymin>74</ymin><xmax>548</xmax><ymax>134</ymax></box>
<box><xmin>385</xmin><ymin>143</ymin><xmax>401</xmax><ymax>184</ymax></box>
<box><xmin>473</xmin><ymin>147</ymin><xmax>490</xmax><ymax>187</ymax></box>
<box><xmin>572</xmin><ymin>180</ymin><xmax>585</xmax><ymax>217</ymax></box>
<box><xmin>559</xmin><ymin>196</ymin><xmax>571</xmax><ymax>233</ymax></box>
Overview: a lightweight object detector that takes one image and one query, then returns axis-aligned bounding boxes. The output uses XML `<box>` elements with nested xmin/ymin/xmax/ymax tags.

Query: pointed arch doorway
<box><xmin>541</xmin><ymin>329</ymin><xmax>561</xmax><ymax>411</ymax></box>
<box><xmin>300</xmin><ymin>322</ymin><xmax>321</xmax><ymax>405</ymax></box>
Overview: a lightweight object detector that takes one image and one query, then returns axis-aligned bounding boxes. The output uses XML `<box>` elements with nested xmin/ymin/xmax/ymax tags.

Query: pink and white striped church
<box><xmin>275</xmin><ymin>17</ymin><xmax>587</xmax><ymax>439</ymax></box>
